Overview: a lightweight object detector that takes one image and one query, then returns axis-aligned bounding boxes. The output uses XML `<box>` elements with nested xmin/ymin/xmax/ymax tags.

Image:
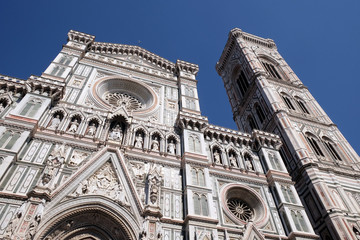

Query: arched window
<box><xmin>189</xmin><ymin>135</ymin><xmax>201</xmax><ymax>153</ymax></box>
<box><xmin>295</xmin><ymin>97</ymin><xmax>310</xmax><ymax>114</ymax></box>
<box><xmin>236</xmin><ymin>70</ymin><xmax>249</xmax><ymax>96</ymax></box>
<box><xmin>193</xmin><ymin>193</ymin><xmax>208</xmax><ymax>216</ymax></box>
<box><xmin>191</xmin><ymin>168</ymin><xmax>205</xmax><ymax>186</ymax></box>
<box><xmin>247</xmin><ymin>115</ymin><xmax>258</xmax><ymax>131</ymax></box>
<box><xmin>291</xmin><ymin>210</ymin><xmax>308</xmax><ymax>232</ymax></box>
<box><xmin>305</xmin><ymin>133</ymin><xmax>325</xmax><ymax>157</ymax></box>
<box><xmin>281</xmin><ymin>93</ymin><xmax>296</xmax><ymax>110</ymax></box>
<box><xmin>255</xmin><ymin>103</ymin><xmax>266</xmax><ymax>123</ymax></box>
<box><xmin>20</xmin><ymin>98</ymin><xmax>42</xmax><ymax>118</ymax></box>
<box><xmin>268</xmin><ymin>152</ymin><xmax>282</xmax><ymax>171</ymax></box>
<box><xmin>0</xmin><ymin>131</ymin><xmax>20</xmax><ymax>150</ymax></box>
<box><xmin>59</xmin><ymin>55</ymin><xmax>72</xmax><ymax>65</ymax></box>
<box><xmin>201</xmin><ymin>195</ymin><xmax>209</xmax><ymax>216</ymax></box>
<box><xmin>322</xmin><ymin>137</ymin><xmax>342</xmax><ymax>161</ymax></box>
<box><xmin>281</xmin><ymin>185</ymin><xmax>296</xmax><ymax>204</ymax></box>
<box><xmin>261</xmin><ymin>61</ymin><xmax>282</xmax><ymax>79</ymax></box>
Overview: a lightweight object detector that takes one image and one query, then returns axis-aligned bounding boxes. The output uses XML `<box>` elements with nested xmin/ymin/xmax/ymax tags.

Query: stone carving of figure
<box><xmin>109</xmin><ymin>124</ymin><xmax>122</xmax><ymax>140</ymax></box>
<box><xmin>229</xmin><ymin>153</ymin><xmax>238</xmax><ymax>167</ymax></box>
<box><xmin>49</xmin><ymin>115</ymin><xmax>61</xmax><ymax>129</ymax></box>
<box><xmin>245</xmin><ymin>156</ymin><xmax>254</xmax><ymax>171</ymax></box>
<box><xmin>87</xmin><ymin>122</ymin><xmax>97</xmax><ymax>136</ymax></box>
<box><xmin>26</xmin><ymin>215</ymin><xmax>41</xmax><ymax>240</ymax></box>
<box><xmin>167</xmin><ymin>140</ymin><xmax>176</xmax><ymax>155</ymax></box>
<box><xmin>149</xmin><ymin>177</ymin><xmax>160</xmax><ymax>205</ymax></box>
<box><xmin>114</xmin><ymin>184</ymin><xmax>126</xmax><ymax>205</ymax></box>
<box><xmin>68</xmin><ymin>119</ymin><xmax>79</xmax><ymax>133</ymax></box>
<box><xmin>151</xmin><ymin>136</ymin><xmax>160</xmax><ymax>151</ymax></box>
<box><xmin>3</xmin><ymin>202</ymin><xmax>26</xmax><ymax>240</ymax></box>
<box><xmin>213</xmin><ymin>149</ymin><xmax>221</xmax><ymax>164</ymax></box>
<box><xmin>42</xmin><ymin>144</ymin><xmax>67</xmax><ymax>186</ymax></box>
<box><xmin>0</xmin><ymin>104</ymin><xmax>5</xmax><ymax>112</ymax></box>
<box><xmin>75</xmin><ymin>180</ymin><xmax>88</xmax><ymax>196</ymax></box>
<box><xmin>69</xmin><ymin>150</ymin><xmax>88</xmax><ymax>166</ymax></box>
<box><xmin>135</xmin><ymin>133</ymin><xmax>144</xmax><ymax>149</ymax></box>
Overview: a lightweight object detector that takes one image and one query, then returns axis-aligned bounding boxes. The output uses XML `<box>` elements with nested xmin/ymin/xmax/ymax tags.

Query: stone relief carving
<box><xmin>146</xmin><ymin>164</ymin><xmax>163</xmax><ymax>207</ymax></box>
<box><xmin>109</xmin><ymin>124</ymin><xmax>123</xmax><ymax>141</ymax></box>
<box><xmin>68</xmin><ymin>150</ymin><xmax>89</xmax><ymax>167</ymax></box>
<box><xmin>151</xmin><ymin>136</ymin><xmax>160</xmax><ymax>151</ymax></box>
<box><xmin>26</xmin><ymin>199</ymin><xmax>46</xmax><ymax>240</ymax></box>
<box><xmin>72</xmin><ymin>162</ymin><xmax>128</xmax><ymax>206</ymax></box>
<box><xmin>41</xmin><ymin>144</ymin><xmax>68</xmax><ymax>186</ymax></box>
<box><xmin>167</xmin><ymin>140</ymin><xmax>176</xmax><ymax>155</ymax></box>
<box><xmin>68</xmin><ymin>119</ymin><xmax>79</xmax><ymax>133</ymax></box>
<box><xmin>3</xmin><ymin>202</ymin><xmax>27</xmax><ymax>240</ymax></box>
<box><xmin>134</xmin><ymin>133</ymin><xmax>144</xmax><ymax>149</ymax></box>
<box><xmin>229</xmin><ymin>153</ymin><xmax>238</xmax><ymax>168</ymax></box>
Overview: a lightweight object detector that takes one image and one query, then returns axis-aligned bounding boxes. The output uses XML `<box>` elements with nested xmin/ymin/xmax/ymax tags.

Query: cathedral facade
<box><xmin>0</xmin><ymin>29</ymin><xmax>356</xmax><ymax>240</ymax></box>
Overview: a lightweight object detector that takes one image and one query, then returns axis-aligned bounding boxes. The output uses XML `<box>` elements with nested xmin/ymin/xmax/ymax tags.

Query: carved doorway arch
<box><xmin>37</xmin><ymin>202</ymin><xmax>139</xmax><ymax>240</ymax></box>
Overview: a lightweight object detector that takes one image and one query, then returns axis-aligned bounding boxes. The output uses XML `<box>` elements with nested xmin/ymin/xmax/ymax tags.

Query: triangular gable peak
<box><xmin>242</xmin><ymin>221</ymin><xmax>266</xmax><ymax>240</ymax></box>
<box><xmin>43</xmin><ymin>147</ymin><xmax>143</xmax><ymax>222</ymax></box>
<box><xmin>89</xmin><ymin>41</ymin><xmax>176</xmax><ymax>74</ymax></box>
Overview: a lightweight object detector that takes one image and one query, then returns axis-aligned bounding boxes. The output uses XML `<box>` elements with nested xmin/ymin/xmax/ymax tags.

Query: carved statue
<box><xmin>3</xmin><ymin>204</ymin><xmax>25</xmax><ymax>240</ymax></box>
<box><xmin>0</xmin><ymin>104</ymin><xmax>5</xmax><ymax>112</ymax></box>
<box><xmin>26</xmin><ymin>215</ymin><xmax>41</xmax><ymax>240</ymax></box>
<box><xmin>68</xmin><ymin>119</ymin><xmax>79</xmax><ymax>133</ymax></box>
<box><xmin>69</xmin><ymin>150</ymin><xmax>88</xmax><ymax>166</ymax></box>
<box><xmin>135</xmin><ymin>133</ymin><xmax>143</xmax><ymax>148</ymax></box>
<box><xmin>245</xmin><ymin>158</ymin><xmax>254</xmax><ymax>171</ymax></box>
<box><xmin>87</xmin><ymin>122</ymin><xmax>97</xmax><ymax>136</ymax></box>
<box><xmin>109</xmin><ymin>124</ymin><xmax>122</xmax><ymax>140</ymax></box>
<box><xmin>42</xmin><ymin>144</ymin><xmax>67</xmax><ymax>186</ymax></box>
<box><xmin>151</xmin><ymin>136</ymin><xmax>160</xmax><ymax>151</ymax></box>
<box><xmin>213</xmin><ymin>149</ymin><xmax>221</xmax><ymax>164</ymax></box>
<box><xmin>149</xmin><ymin>175</ymin><xmax>162</xmax><ymax>205</ymax></box>
<box><xmin>167</xmin><ymin>140</ymin><xmax>176</xmax><ymax>155</ymax></box>
<box><xmin>229</xmin><ymin>153</ymin><xmax>237</xmax><ymax>167</ymax></box>
<box><xmin>49</xmin><ymin>115</ymin><xmax>61</xmax><ymax>129</ymax></box>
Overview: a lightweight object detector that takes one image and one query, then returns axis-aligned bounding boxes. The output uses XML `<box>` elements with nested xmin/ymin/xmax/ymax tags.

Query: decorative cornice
<box><xmin>251</xmin><ymin>129</ymin><xmax>282</xmax><ymax>150</ymax></box>
<box><xmin>89</xmin><ymin>41</ymin><xmax>176</xmax><ymax>73</ymax></box>
<box><xmin>67</xmin><ymin>30</ymin><xmax>95</xmax><ymax>46</ymax></box>
<box><xmin>176</xmin><ymin>60</ymin><xmax>199</xmax><ymax>75</ymax></box>
<box><xmin>216</xmin><ymin>28</ymin><xmax>276</xmax><ymax>75</ymax></box>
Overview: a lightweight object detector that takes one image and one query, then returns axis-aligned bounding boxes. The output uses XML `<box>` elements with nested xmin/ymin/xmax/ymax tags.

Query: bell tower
<box><xmin>216</xmin><ymin>28</ymin><xmax>360</xmax><ymax>240</ymax></box>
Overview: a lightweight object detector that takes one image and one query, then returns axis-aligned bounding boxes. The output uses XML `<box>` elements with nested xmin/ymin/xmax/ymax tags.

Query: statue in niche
<box><xmin>109</xmin><ymin>124</ymin><xmax>122</xmax><ymax>140</ymax></box>
<box><xmin>151</xmin><ymin>136</ymin><xmax>160</xmax><ymax>151</ymax></box>
<box><xmin>68</xmin><ymin>119</ymin><xmax>79</xmax><ymax>133</ymax></box>
<box><xmin>0</xmin><ymin>103</ymin><xmax>6</xmax><ymax>112</ymax></box>
<box><xmin>87</xmin><ymin>122</ymin><xmax>97</xmax><ymax>136</ymax></box>
<box><xmin>245</xmin><ymin>155</ymin><xmax>254</xmax><ymax>171</ymax></box>
<box><xmin>49</xmin><ymin>115</ymin><xmax>61</xmax><ymax>129</ymax></box>
<box><xmin>134</xmin><ymin>133</ymin><xmax>143</xmax><ymax>149</ymax></box>
<box><xmin>213</xmin><ymin>149</ymin><xmax>221</xmax><ymax>164</ymax></box>
<box><xmin>167</xmin><ymin>140</ymin><xmax>176</xmax><ymax>155</ymax></box>
<box><xmin>229</xmin><ymin>153</ymin><xmax>238</xmax><ymax>167</ymax></box>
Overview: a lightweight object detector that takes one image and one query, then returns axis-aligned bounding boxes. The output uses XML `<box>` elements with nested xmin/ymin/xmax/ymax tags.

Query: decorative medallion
<box><xmin>227</xmin><ymin>198</ymin><xmax>253</xmax><ymax>222</ymax></box>
<box><xmin>104</xmin><ymin>92</ymin><xmax>142</xmax><ymax>111</ymax></box>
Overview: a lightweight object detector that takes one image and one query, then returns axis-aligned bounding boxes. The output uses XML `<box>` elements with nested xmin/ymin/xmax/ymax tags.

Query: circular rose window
<box><xmin>221</xmin><ymin>183</ymin><xmax>268</xmax><ymax>226</ymax></box>
<box><xmin>92</xmin><ymin>77</ymin><xmax>158</xmax><ymax>113</ymax></box>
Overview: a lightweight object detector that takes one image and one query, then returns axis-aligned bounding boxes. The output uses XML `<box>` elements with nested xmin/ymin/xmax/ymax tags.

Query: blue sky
<box><xmin>1</xmin><ymin>1</ymin><xmax>359</xmax><ymax>154</ymax></box>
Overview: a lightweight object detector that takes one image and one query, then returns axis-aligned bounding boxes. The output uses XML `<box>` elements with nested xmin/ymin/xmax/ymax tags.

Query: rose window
<box><xmin>227</xmin><ymin>198</ymin><xmax>253</xmax><ymax>222</ymax></box>
<box><xmin>104</xmin><ymin>92</ymin><xmax>142</xmax><ymax>111</ymax></box>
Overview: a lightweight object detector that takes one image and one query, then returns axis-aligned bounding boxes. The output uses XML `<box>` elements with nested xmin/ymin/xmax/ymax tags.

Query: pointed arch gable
<box><xmin>46</xmin><ymin>147</ymin><xmax>143</xmax><ymax>223</ymax></box>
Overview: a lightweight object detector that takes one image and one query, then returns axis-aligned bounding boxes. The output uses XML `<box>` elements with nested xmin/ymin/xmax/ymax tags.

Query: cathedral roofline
<box><xmin>216</xmin><ymin>28</ymin><xmax>276</xmax><ymax>75</ymax></box>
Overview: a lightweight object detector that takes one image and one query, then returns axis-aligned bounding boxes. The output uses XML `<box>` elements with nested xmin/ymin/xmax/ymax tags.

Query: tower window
<box><xmin>236</xmin><ymin>70</ymin><xmax>249</xmax><ymax>96</ymax></box>
<box><xmin>295</xmin><ymin>98</ymin><xmax>310</xmax><ymax>114</ymax></box>
<box><xmin>247</xmin><ymin>115</ymin><xmax>258</xmax><ymax>131</ymax></box>
<box><xmin>255</xmin><ymin>104</ymin><xmax>266</xmax><ymax>123</ymax></box>
<box><xmin>261</xmin><ymin>61</ymin><xmax>282</xmax><ymax>79</ymax></box>
<box><xmin>281</xmin><ymin>94</ymin><xmax>296</xmax><ymax>110</ymax></box>
<box><xmin>305</xmin><ymin>134</ymin><xmax>325</xmax><ymax>157</ymax></box>
<box><xmin>322</xmin><ymin>138</ymin><xmax>342</xmax><ymax>161</ymax></box>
